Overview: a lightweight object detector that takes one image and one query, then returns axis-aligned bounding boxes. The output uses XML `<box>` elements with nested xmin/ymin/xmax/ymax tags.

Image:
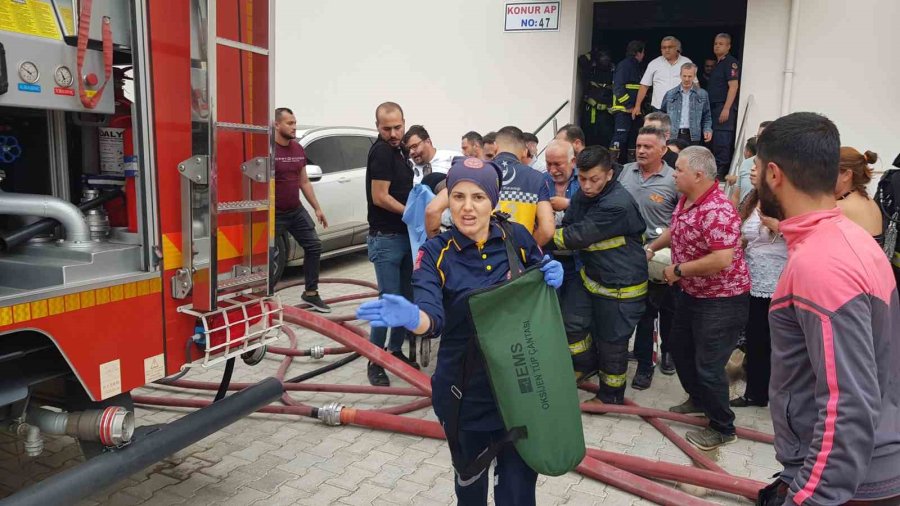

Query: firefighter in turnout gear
<box><xmin>578</xmin><ymin>48</ymin><xmax>616</xmax><ymax>148</ymax></box>
<box><xmin>549</xmin><ymin>147</ymin><xmax>648</xmax><ymax>404</ymax></box>
<box><xmin>610</xmin><ymin>41</ymin><xmax>646</xmax><ymax>165</ymax></box>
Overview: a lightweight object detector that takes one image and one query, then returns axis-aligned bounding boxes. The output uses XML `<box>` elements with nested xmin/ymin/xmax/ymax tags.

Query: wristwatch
<box><xmin>674</xmin><ymin>263</ymin><xmax>683</xmax><ymax>277</ymax></box>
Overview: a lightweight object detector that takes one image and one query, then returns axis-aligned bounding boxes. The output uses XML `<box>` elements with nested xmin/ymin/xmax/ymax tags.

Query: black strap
<box><xmin>443</xmin><ymin>216</ymin><xmax>527</xmax><ymax>481</ymax></box>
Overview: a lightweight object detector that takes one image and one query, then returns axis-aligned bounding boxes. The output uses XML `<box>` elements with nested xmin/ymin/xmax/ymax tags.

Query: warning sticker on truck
<box><xmin>144</xmin><ymin>354</ymin><xmax>165</xmax><ymax>384</ymax></box>
<box><xmin>0</xmin><ymin>0</ymin><xmax>63</xmax><ymax>40</ymax></box>
<box><xmin>99</xmin><ymin>359</ymin><xmax>122</xmax><ymax>399</ymax></box>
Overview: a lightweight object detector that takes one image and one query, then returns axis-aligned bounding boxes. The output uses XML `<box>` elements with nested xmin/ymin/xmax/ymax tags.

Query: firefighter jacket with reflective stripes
<box><xmin>551</xmin><ymin>180</ymin><xmax>648</xmax><ymax>296</ymax></box>
<box><xmin>611</xmin><ymin>56</ymin><xmax>642</xmax><ymax>113</ymax></box>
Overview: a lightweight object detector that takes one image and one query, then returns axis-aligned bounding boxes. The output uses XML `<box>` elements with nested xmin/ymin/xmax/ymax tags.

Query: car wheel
<box><xmin>271</xmin><ymin>233</ymin><xmax>288</xmax><ymax>286</ymax></box>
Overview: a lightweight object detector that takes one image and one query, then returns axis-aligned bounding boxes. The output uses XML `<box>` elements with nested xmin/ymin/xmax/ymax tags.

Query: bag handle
<box><xmin>495</xmin><ymin>213</ymin><xmax>524</xmax><ymax>281</ymax></box>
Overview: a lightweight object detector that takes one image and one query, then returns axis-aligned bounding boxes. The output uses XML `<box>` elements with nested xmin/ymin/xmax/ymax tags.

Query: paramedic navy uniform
<box><xmin>413</xmin><ymin>217</ymin><xmax>544</xmax><ymax>505</ymax></box>
<box><xmin>707</xmin><ymin>53</ymin><xmax>741</xmax><ymax>179</ymax></box>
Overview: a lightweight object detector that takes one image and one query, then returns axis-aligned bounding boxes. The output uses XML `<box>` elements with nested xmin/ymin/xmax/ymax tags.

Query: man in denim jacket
<box><xmin>660</xmin><ymin>63</ymin><xmax>712</xmax><ymax>147</ymax></box>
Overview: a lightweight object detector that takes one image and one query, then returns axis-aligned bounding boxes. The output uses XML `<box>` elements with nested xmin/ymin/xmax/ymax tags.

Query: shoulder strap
<box><xmin>495</xmin><ymin>214</ymin><xmax>524</xmax><ymax>280</ymax></box>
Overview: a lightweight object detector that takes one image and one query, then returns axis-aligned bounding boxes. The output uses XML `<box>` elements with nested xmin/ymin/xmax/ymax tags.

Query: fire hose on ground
<box><xmin>127</xmin><ymin>278</ymin><xmax>774</xmax><ymax>504</ymax></box>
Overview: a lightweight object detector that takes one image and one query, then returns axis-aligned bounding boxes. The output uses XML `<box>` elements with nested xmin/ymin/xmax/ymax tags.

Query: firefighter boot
<box><xmin>570</xmin><ymin>333</ymin><xmax>599</xmax><ymax>384</ymax></box>
<box><xmin>596</xmin><ymin>339</ymin><xmax>629</xmax><ymax>404</ymax></box>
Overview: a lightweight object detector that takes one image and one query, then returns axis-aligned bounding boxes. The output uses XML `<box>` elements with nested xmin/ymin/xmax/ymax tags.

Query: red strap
<box><xmin>76</xmin><ymin>0</ymin><xmax>114</xmax><ymax>110</ymax></box>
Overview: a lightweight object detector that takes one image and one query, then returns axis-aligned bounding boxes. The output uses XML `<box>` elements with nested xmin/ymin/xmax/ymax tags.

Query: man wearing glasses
<box><xmin>632</xmin><ymin>36</ymin><xmax>694</xmax><ymax>118</ymax></box>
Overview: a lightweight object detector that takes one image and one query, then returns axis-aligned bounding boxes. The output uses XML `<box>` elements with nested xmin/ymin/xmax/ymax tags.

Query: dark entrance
<box><xmin>576</xmin><ymin>0</ymin><xmax>748</xmax><ymax>151</ymax></box>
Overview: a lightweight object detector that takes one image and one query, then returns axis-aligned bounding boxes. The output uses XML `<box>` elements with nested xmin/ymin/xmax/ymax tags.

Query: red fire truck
<box><xmin>0</xmin><ymin>0</ymin><xmax>283</xmax><ymax>498</ymax></box>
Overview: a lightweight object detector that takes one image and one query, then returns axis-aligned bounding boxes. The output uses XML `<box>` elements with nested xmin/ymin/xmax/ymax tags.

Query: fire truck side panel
<box><xmin>0</xmin><ymin>278</ymin><xmax>165</xmax><ymax>401</ymax></box>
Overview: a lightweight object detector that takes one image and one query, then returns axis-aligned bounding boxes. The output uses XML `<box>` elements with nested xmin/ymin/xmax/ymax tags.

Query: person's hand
<box><xmin>758</xmin><ymin>210</ymin><xmax>780</xmax><ymax>235</ymax></box>
<box><xmin>663</xmin><ymin>264</ymin><xmax>681</xmax><ymax>286</ymax></box>
<box><xmin>356</xmin><ymin>294</ymin><xmax>420</xmax><ymax>330</ymax></box>
<box><xmin>550</xmin><ymin>196</ymin><xmax>570</xmax><ymax>212</ymax></box>
<box><xmin>315</xmin><ymin>209</ymin><xmax>328</xmax><ymax>228</ymax></box>
<box><xmin>703</xmin><ymin>131</ymin><xmax>713</xmax><ymax>143</ymax></box>
<box><xmin>540</xmin><ymin>255</ymin><xmax>564</xmax><ymax>289</ymax></box>
<box><xmin>645</xmin><ymin>248</ymin><xmax>655</xmax><ymax>262</ymax></box>
<box><xmin>725</xmin><ymin>174</ymin><xmax>737</xmax><ymax>185</ymax></box>
<box><xmin>718</xmin><ymin>109</ymin><xmax>730</xmax><ymax>124</ymax></box>
<box><xmin>631</xmin><ymin>107</ymin><xmax>642</xmax><ymax>120</ymax></box>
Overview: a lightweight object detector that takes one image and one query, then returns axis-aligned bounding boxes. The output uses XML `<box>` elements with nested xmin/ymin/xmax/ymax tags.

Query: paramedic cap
<box><xmin>446</xmin><ymin>157</ymin><xmax>501</xmax><ymax>208</ymax></box>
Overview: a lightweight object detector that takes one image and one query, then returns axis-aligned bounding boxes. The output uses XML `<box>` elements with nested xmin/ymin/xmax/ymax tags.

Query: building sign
<box><xmin>505</xmin><ymin>2</ymin><xmax>559</xmax><ymax>32</ymax></box>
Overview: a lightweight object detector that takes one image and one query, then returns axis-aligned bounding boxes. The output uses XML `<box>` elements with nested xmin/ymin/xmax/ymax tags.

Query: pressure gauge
<box><xmin>54</xmin><ymin>66</ymin><xmax>74</xmax><ymax>88</ymax></box>
<box><xmin>18</xmin><ymin>62</ymin><xmax>39</xmax><ymax>84</ymax></box>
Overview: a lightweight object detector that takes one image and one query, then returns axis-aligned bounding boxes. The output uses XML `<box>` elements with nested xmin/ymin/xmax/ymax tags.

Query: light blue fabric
<box><xmin>737</xmin><ymin>156</ymin><xmax>755</xmax><ymax>203</ymax></box>
<box><xmin>660</xmin><ymin>86</ymin><xmax>712</xmax><ymax>142</ymax></box>
<box><xmin>402</xmin><ymin>184</ymin><xmax>436</xmax><ymax>257</ymax></box>
<box><xmin>680</xmin><ymin>89</ymin><xmax>691</xmax><ymax>129</ymax></box>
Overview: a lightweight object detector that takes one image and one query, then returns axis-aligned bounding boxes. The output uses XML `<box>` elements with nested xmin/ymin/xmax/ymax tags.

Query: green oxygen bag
<box><xmin>466</xmin><ymin>266</ymin><xmax>586</xmax><ymax>476</ymax></box>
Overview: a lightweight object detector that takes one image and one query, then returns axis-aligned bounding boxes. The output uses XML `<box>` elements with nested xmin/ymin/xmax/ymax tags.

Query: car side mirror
<box><xmin>307</xmin><ymin>164</ymin><xmax>323</xmax><ymax>182</ymax></box>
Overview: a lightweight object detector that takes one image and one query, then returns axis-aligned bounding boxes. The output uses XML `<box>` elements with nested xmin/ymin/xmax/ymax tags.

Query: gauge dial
<box><xmin>18</xmin><ymin>62</ymin><xmax>40</xmax><ymax>84</ymax></box>
<box><xmin>54</xmin><ymin>66</ymin><xmax>74</xmax><ymax>87</ymax></box>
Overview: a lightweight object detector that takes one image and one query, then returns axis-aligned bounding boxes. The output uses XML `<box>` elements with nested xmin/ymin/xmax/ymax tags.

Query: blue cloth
<box><xmin>366</xmin><ymin>233</ymin><xmax>412</xmax><ymax>351</ymax></box>
<box><xmin>660</xmin><ymin>86</ymin><xmax>712</xmax><ymax>142</ymax></box>
<box><xmin>680</xmin><ymin>89</ymin><xmax>692</xmax><ymax>129</ymax></box>
<box><xmin>737</xmin><ymin>156</ymin><xmax>755</xmax><ymax>203</ymax></box>
<box><xmin>403</xmin><ymin>184</ymin><xmax>436</xmax><ymax>257</ymax></box>
<box><xmin>413</xmin><ymin>220</ymin><xmax>544</xmax><ymax>431</ymax></box>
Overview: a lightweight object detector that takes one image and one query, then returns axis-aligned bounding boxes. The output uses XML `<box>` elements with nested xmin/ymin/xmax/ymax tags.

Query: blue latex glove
<box><xmin>540</xmin><ymin>254</ymin><xmax>564</xmax><ymax>289</ymax></box>
<box><xmin>355</xmin><ymin>294</ymin><xmax>421</xmax><ymax>330</ymax></box>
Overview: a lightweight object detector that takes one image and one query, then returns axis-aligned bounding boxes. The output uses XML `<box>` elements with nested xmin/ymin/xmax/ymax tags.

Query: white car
<box><xmin>271</xmin><ymin>126</ymin><xmax>378</xmax><ymax>282</ymax></box>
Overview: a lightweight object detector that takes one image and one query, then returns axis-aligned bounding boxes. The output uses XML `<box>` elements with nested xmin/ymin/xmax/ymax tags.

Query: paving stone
<box><xmin>367</xmin><ymin>463</ymin><xmax>412</xmax><ymax>488</ymax></box>
<box><xmin>197</xmin><ymin>454</ymin><xmax>252</xmax><ymax>479</ymax></box>
<box><xmin>325</xmin><ymin>463</ymin><xmax>376</xmax><ymax>491</ymax></box>
<box><xmin>339</xmin><ymin>482</ymin><xmax>392</xmax><ymax>505</ymax></box>
<box><xmin>120</xmin><ymin>472</ymin><xmax>180</xmax><ymax>501</ymax></box>
<box><xmin>285</xmin><ymin>467</ymin><xmax>336</xmax><ymax>492</ymax></box>
<box><xmin>140</xmin><ymin>489</ymin><xmax>188</xmax><ymax>505</ymax></box>
<box><xmin>163</xmin><ymin>471</ymin><xmax>218</xmax><ymax>499</ymax></box>
<box><xmin>231</xmin><ymin>440</ymin><xmax>281</xmax><ymax>462</ymax></box>
<box><xmin>302</xmin><ymin>482</ymin><xmax>352</xmax><ymax>503</ymax></box>
<box><xmin>252</xmin><ymin>484</ymin><xmax>311</xmax><ymax>505</ymax></box>
<box><xmin>277</xmin><ymin>450</ymin><xmax>327</xmax><ymax>475</ymax></box>
<box><xmin>245</xmin><ymin>468</ymin><xmax>298</xmax><ymax>495</ymax></box>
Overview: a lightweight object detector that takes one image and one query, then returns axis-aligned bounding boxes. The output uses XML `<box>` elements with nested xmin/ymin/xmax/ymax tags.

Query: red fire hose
<box><xmin>586</xmin><ymin>448</ymin><xmax>765</xmax><ymax>500</ymax></box>
<box><xmin>576</xmin><ymin>456</ymin><xmax>720</xmax><ymax>506</ymax></box>
<box><xmin>130</xmin><ymin>278</ymin><xmax>777</xmax><ymax>504</ymax></box>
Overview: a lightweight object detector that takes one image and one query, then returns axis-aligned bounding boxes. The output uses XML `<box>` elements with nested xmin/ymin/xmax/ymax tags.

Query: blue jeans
<box><xmin>670</xmin><ymin>290</ymin><xmax>749</xmax><ymax>435</ymax></box>
<box><xmin>366</xmin><ymin>233</ymin><xmax>413</xmax><ymax>352</ymax></box>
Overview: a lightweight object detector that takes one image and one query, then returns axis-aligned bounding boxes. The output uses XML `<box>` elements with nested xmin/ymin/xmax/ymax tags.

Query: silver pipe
<box><xmin>0</xmin><ymin>192</ymin><xmax>91</xmax><ymax>244</ymax></box>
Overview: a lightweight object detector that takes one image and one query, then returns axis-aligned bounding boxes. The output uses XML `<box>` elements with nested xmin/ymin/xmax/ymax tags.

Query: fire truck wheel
<box><xmin>271</xmin><ymin>233</ymin><xmax>288</xmax><ymax>286</ymax></box>
<box><xmin>65</xmin><ymin>387</ymin><xmax>134</xmax><ymax>459</ymax></box>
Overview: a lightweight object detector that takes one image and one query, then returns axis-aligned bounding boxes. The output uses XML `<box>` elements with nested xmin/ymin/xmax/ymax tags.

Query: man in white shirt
<box><xmin>402</xmin><ymin>125</ymin><xmax>462</xmax><ymax>185</ymax></box>
<box><xmin>632</xmin><ymin>36</ymin><xmax>693</xmax><ymax>118</ymax></box>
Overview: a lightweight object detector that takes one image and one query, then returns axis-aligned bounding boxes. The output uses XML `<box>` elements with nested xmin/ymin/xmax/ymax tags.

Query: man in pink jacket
<box><xmin>756</xmin><ymin>112</ymin><xmax>900</xmax><ymax>506</ymax></box>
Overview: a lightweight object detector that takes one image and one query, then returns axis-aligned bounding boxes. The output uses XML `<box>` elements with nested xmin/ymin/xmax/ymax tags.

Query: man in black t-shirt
<box><xmin>365</xmin><ymin>101</ymin><xmax>418</xmax><ymax>386</ymax></box>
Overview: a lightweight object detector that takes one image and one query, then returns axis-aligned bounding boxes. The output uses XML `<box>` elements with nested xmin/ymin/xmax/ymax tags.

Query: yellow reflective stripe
<box><xmin>893</xmin><ymin>251</ymin><xmax>900</xmax><ymax>269</ymax></box>
<box><xmin>617</xmin><ymin>93</ymin><xmax>630</xmax><ymax>103</ymax></box>
<box><xmin>568</xmin><ymin>334</ymin><xmax>593</xmax><ymax>355</ymax></box>
<box><xmin>599</xmin><ymin>371</ymin><xmax>627</xmax><ymax>388</ymax></box>
<box><xmin>625</xmin><ymin>84</ymin><xmax>641</xmax><ymax>90</ymax></box>
<box><xmin>553</xmin><ymin>228</ymin><xmax>566</xmax><ymax>249</ymax></box>
<box><xmin>435</xmin><ymin>239</ymin><xmax>455</xmax><ymax>287</ymax></box>
<box><xmin>580</xmin><ymin>270</ymin><xmax>648</xmax><ymax>299</ymax></box>
<box><xmin>585</xmin><ymin>236</ymin><xmax>625</xmax><ymax>251</ymax></box>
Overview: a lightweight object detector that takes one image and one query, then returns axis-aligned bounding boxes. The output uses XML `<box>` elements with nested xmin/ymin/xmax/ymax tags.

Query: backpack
<box><xmin>874</xmin><ymin>156</ymin><xmax>900</xmax><ymax>257</ymax></box>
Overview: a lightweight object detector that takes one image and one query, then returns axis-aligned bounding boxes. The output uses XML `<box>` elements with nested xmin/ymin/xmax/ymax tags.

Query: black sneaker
<box><xmin>730</xmin><ymin>396</ymin><xmax>768</xmax><ymax>408</ymax></box>
<box><xmin>659</xmin><ymin>353</ymin><xmax>676</xmax><ymax>375</ymax></box>
<box><xmin>367</xmin><ymin>362</ymin><xmax>390</xmax><ymax>387</ymax></box>
<box><xmin>301</xmin><ymin>291</ymin><xmax>332</xmax><ymax>313</ymax></box>
<box><xmin>631</xmin><ymin>368</ymin><xmax>653</xmax><ymax>391</ymax></box>
<box><xmin>669</xmin><ymin>398</ymin><xmax>704</xmax><ymax>414</ymax></box>
<box><xmin>391</xmin><ymin>350</ymin><xmax>420</xmax><ymax>370</ymax></box>
<box><xmin>685</xmin><ymin>427</ymin><xmax>737</xmax><ymax>450</ymax></box>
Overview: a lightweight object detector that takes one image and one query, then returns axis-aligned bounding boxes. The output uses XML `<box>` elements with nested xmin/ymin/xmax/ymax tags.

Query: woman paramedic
<box><xmin>356</xmin><ymin>157</ymin><xmax>564</xmax><ymax>506</ymax></box>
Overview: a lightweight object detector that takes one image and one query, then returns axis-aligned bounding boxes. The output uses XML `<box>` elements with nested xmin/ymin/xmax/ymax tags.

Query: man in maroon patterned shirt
<box><xmin>646</xmin><ymin>145</ymin><xmax>750</xmax><ymax>450</ymax></box>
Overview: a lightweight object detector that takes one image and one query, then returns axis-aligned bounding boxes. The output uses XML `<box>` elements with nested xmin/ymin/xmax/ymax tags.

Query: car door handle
<box><xmin>337</xmin><ymin>177</ymin><xmax>351</xmax><ymax>183</ymax></box>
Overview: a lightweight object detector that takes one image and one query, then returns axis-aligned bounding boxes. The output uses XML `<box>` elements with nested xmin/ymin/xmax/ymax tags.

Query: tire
<box><xmin>271</xmin><ymin>233</ymin><xmax>288</xmax><ymax>287</ymax></box>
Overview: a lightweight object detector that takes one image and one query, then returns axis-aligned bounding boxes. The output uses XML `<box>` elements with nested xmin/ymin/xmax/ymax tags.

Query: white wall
<box><xmin>743</xmin><ymin>0</ymin><xmax>900</xmax><ymax>176</ymax></box>
<box><xmin>275</xmin><ymin>0</ymin><xmax>581</xmax><ymax>151</ymax></box>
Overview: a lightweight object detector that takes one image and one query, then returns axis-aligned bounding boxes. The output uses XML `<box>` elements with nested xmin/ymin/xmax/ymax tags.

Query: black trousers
<box><xmin>275</xmin><ymin>207</ymin><xmax>322</xmax><ymax>292</ymax></box>
<box><xmin>670</xmin><ymin>290</ymin><xmax>749</xmax><ymax>435</ymax></box>
<box><xmin>742</xmin><ymin>296</ymin><xmax>772</xmax><ymax>403</ymax></box>
<box><xmin>453</xmin><ymin>428</ymin><xmax>537</xmax><ymax>506</ymax></box>
<box><xmin>634</xmin><ymin>282</ymin><xmax>675</xmax><ymax>373</ymax></box>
